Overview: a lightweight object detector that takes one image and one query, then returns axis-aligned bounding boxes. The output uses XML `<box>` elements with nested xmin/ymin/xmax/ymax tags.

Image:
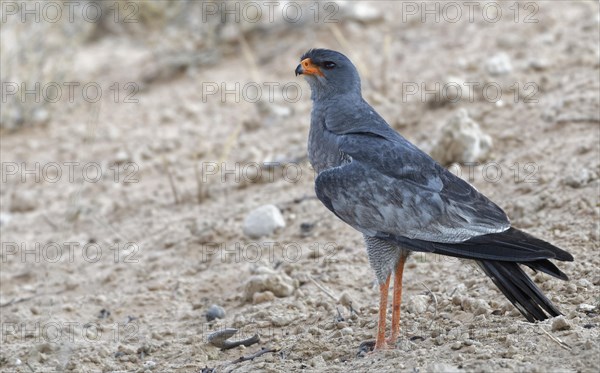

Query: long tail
<box><xmin>478</xmin><ymin>259</ymin><xmax>565</xmax><ymax>321</ymax></box>
<box><xmin>390</xmin><ymin>227</ymin><xmax>573</xmax><ymax>321</ymax></box>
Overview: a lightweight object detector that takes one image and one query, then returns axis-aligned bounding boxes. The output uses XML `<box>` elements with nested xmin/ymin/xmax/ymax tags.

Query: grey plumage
<box><xmin>297</xmin><ymin>48</ymin><xmax>573</xmax><ymax>322</ymax></box>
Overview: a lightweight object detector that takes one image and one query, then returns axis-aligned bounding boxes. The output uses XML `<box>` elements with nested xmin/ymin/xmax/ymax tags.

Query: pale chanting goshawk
<box><xmin>295</xmin><ymin>48</ymin><xmax>573</xmax><ymax>351</ymax></box>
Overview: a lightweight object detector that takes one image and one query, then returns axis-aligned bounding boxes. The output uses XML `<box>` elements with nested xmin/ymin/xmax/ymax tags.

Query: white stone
<box><xmin>430</xmin><ymin>363</ymin><xmax>465</xmax><ymax>372</ymax></box>
<box><xmin>243</xmin><ymin>204</ymin><xmax>285</xmax><ymax>238</ymax></box>
<box><xmin>309</xmin><ymin>355</ymin><xmax>326</xmax><ymax>368</ymax></box>
<box><xmin>577</xmin><ymin>279</ymin><xmax>592</xmax><ymax>288</ymax></box>
<box><xmin>115</xmin><ymin>150</ymin><xmax>130</xmax><ymax>164</ymax></box>
<box><xmin>551</xmin><ymin>316</ymin><xmax>571</xmax><ymax>331</ymax></box>
<box><xmin>142</xmin><ymin>360</ymin><xmax>157</xmax><ymax>370</ymax></box>
<box><xmin>243</xmin><ymin>273</ymin><xmax>296</xmax><ymax>301</ymax></box>
<box><xmin>443</xmin><ymin>76</ymin><xmax>467</xmax><ymax>104</ymax></box>
<box><xmin>472</xmin><ymin>299</ymin><xmax>491</xmax><ymax>316</ymax></box>
<box><xmin>252</xmin><ymin>290</ymin><xmax>275</xmax><ymax>304</ymax></box>
<box><xmin>349</xmin><ymin>2</ymin><xmax>383</xmax><ymax>23</ymax></box>
<box><xmin>407</xmin><ymin>294</ymin><xmax>430</xmax><ymax>314</ymax></box>
<box><xmin>431</xmin><ymin>109</ymin><xmax>492</xmax><ymax>165</ymax></box>
<box><xmin>340</xmin><ymin>327</ymin><xmax>353</xmax><ymax>336</ymax></box>
<box><xmin>32</xmin><ymin>108</ymin><xmax>49</xmax><ymax>124</ymax></box>
<box><xmin>0</xmin><ymin>213</ymin><xmax>11</xmax><ymax>227</ymax></box>
<box><xmin>485</xmin><ymin>53</ymin><xmax>513</xmax><ymax>76</ymax></box>
<box><xmin>564</xmin><ymin>168</ymin><xmax>592</xmax><ymax>188</ymax></box>
<box><xmin>578</xmin><ymin>303</ymin><xmax>596</xmax><ymax>312</ymax></box>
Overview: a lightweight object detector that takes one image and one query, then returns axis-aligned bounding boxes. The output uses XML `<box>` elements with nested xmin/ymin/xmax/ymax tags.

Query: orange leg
<box><xmin>388</xmin><ymin>256</ymin><xmax>407</xmax><ymax>345</ymax></box>
<box><xmin>374</xmin><ymin>275</ymin><xmax>391</xmax><ymax>350</ymax></box>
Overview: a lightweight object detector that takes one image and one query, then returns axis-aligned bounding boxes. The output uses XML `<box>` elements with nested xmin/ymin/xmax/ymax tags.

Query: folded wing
<box><xmin>315</xmin><ymin>130</ymin><xmax>510</xmax><ymax>244</ymax></box>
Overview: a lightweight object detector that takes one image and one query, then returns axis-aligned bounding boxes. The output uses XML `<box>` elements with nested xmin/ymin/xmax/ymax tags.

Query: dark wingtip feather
<box><xmin>392</xmin><ymin>227</ymin><xmax>574</xmax><ymax>264</ymax></box>
<box><xmin>502</xmin><ymin>228</ymin><xmax>574</xmax><ymax>262</ymax></box>
<box><xmin>478</xmin><ymin>260</ymin><xmax>563</xmax><ymax>322</ymax></box>
<box><xmin>526</xmin><ymin>259</ymin><xmax>570</xmax><ymax>281</ymax></box>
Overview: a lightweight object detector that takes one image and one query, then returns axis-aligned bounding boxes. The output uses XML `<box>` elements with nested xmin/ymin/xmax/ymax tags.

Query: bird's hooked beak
<box><xmin>295</xmin><ymin>58</ymin><xmax>324</xmax><ymax>77</ymax></box>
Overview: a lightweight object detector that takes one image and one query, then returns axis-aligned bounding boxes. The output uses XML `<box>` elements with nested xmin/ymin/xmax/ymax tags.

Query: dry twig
<box><xmin>540</xmin><ymin>327</ymin><xmax>572</xmax><ymax>351</ymax></box>
<box><xmin>230</xmin><ymin>347</ymin><xmax>279</xmax><ymax>365</ymax></box>
<box><xmin>420</xmin><ymin>282</ymin><xmax>439</xmax><ymax>330</ymax></box>
<box><xmin>309</xmin><ymin>276</ymin><xmax>337</xmax><ymax>301</ymax></box>
<box><xmin>162</xmin><ymin>158</ymin><xmax>180</xmax><ymax>204</ymax></box>
<box><xmin>194</xmin><ymin>163</ymin><xmax>209</xmax><ymax>203</ymax></box>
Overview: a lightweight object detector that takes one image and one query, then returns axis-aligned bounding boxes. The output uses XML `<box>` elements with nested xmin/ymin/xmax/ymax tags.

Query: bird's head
<box><xmin>295</xmin><ymin>49</ymin><xmax>361</xmax><ymax>100</ymax></box>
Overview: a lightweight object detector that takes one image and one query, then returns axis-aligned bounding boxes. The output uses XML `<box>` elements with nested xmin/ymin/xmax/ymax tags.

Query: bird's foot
<box><xmin>374</xmin><ymin>342</ymin><xmax>389</xmax><ymax>351</ymax></box>
<box><xmin>386</xmin><ymin>336</ymin><xmax>398</xmax><ymax>347</ymax></box>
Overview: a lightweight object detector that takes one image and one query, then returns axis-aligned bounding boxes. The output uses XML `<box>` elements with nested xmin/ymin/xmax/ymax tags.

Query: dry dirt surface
<box><xmin>1</xmin><ymin>1</ymin><xmax>599</xmax><ymax>372</ymax></box>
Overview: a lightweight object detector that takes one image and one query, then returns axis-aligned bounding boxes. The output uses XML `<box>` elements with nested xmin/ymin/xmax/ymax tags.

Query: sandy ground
<box><xmin>1</xmin><ymin>1</ymin><xmax>599</xmax><ymax>372</ymax></box>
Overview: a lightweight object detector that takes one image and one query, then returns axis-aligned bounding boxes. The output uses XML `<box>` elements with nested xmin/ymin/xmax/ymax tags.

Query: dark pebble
<box><xmin>357</xmin><ymin>340</ymin><xmax>375</xmax><ymax>357</ymax></box>
<box><xmin>206</xmin><ymin>304</ymin><xmax>225</xmax><ymax>322</ymax></box>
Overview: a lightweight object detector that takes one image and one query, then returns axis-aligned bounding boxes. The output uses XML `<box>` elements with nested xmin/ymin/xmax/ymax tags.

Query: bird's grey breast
<box><xmin>307</xmin><ymin>105</ymin><xmax>346</xmax><ymax>174</ymax></box>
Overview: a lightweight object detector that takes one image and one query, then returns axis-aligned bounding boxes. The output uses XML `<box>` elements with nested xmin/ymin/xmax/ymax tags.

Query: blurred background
<box><xmin>1</xmin><ymin>1</ymin><xmax>599</xmax><ymax>372</ymax></box>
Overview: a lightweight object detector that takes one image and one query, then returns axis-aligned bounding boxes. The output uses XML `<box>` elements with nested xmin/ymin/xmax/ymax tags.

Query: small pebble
<box><xmin>206</xmin><ymin>305</ymin><xmax>225</xmax><ymax>322</ymax></box>
<box><xmin>114</xmin><ymin>150</ymin><xmax>130</xmax><ymax>164</ymax></box>
<box><xmin>578</xmin><ymin>304</ymin><xmax>596</xmax><ymax>313</ymax></box>
<box><xmin>529</xmin><ymin>58</ymin><xmax>550</xmax><ymax>71</ymax></box>
<box><xmin>435</xmin><ymin>335</ymin><xmax>446</xmax><ymax>346</ymax></box>
<box><xmin>0</xmin><ymin>212</ymin><xmax>11</xmax><ymax>227</ymax></box>
<box><xmin>336</xmin><ymin>322</ymin><xmax>349</xmax><ymax>329</ymax></box>
<box><xmin>338</xmin><ymin>292</ymin><xmax>355</xmax><ymax>309</ymax></box>
<box><xmin>564</xmin><ymin>169</ymin><xmax>592</xmax><ymax>188</ymax></box>
<box><xmin>340</xmin><ymin>2</ymin><xmax>383</xmax><ymax>23</ymax></box>
<box><xmin>551</xmin><ymin>316</ymin><xmax>571</xmax><ymax>331</ymax></box>
<box><xmin>430</xmin><ymin>363</ymin><xmax>464</xmax><ymax>372</ymax></box>
<box><xmin>243</xmin><ymin>273</ymin><xmax>296</xmax><ymax>301</ymax></box>
<box><xmin>407</xmin><ymin>295</ymin><xmax>430</xmax><ymax>314</ymax></box>
<box><xmin>340</xmin><ymin>327</ymin><xmax>353</xmax><ymax>336</ymax></box>
<box><xmin>577</xmin><ymin>279</ymin><xmax>592</xmax><ymax>288</ymax></box>
<box><xmin>504</xmin><ymin>345</ymin><xmax>519</xmax><ymax>358</ymax></box>
<box><xmin>300</xmin><ymin>222</ymin><xmax>315</xmax><ymax>235</ymax></box>
<box><xmin>430</xmin><ymin>109</ymin><xmax>492</xmax><ymax>165</ymax></box>
<box><xmin>485</xmin><ymin>53</ymin><xmax>513</xmax><ymax>76</ymax></box>
<box><xmin>472</xmin><ymin>299</ymin><xmax>491</xmax><ymax>316</ymax></box>
<box><xmin>142</xmin><ymin>360</ymin><xmax>157</xmax><ymax>370</ymax></box>
<box><xmin>309</xmin><ymin>355</ymin><xmax>326</xmax><ymax>368</ymax></box>
<box><xmin>243</xmin><ymin>205</ymin><xmax>286</xmax><ymax>238</ymax></box>
<box><xmin>98</xmin><ymin>309</ymin><xmax>111</xmax><ymax>319</ymax></box>
<box><xmin>32</xmin><ymin>108</ymin><xmax>49</xmax><ymax>123</ymax></box>
<box><xmin>452</xmin><ymin>294</ymin><xmax>462</xmax><ymax>306</ymax></box>
<box><xmin>565</xmin><ymin>283</ymin><xmax>577</xmax><ymax>293</ymax></box>
<box><xmin>252</xmin><ymin>291</ymin><xmax>275</xmax><ymax>304</ymax></box>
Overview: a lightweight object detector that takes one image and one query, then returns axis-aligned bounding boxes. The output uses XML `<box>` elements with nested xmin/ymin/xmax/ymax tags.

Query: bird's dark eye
<box><xmin>322</xmin><ymin>61</ymin><xmax>337</xmax><ymax>69</ymax></box>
